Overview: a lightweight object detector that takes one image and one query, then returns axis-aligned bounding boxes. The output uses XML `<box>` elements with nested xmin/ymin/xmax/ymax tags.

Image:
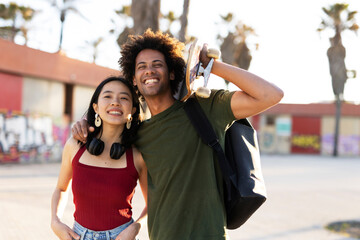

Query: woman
<box><xmin>51</xmin><ymin>76</ymin><xmax>147</xmax><ymax>240</ymax></box>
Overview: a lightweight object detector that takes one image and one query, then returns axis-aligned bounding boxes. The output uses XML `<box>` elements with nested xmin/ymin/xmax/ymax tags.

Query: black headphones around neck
<box><xmin>87</xmin><ymin>138</ymin><xmax>125</xmax><ymax>159</ymax></box>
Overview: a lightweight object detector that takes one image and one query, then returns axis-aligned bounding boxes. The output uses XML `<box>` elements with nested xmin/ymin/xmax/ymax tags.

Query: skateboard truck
<box><xmin>196</xmin><ymin>49</ymin><xmax>220</xmax><ymax>98</ymax></box>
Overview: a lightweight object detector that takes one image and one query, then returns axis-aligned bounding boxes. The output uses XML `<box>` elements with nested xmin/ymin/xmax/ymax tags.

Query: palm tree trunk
<box><xmin>179</xmin><ymin>0</ymin><xmax>190</xmax><ymax>42</ymax></box>
<box><xmin>235</xmin><ymin>42</ymin><xmax>252</xmax><ymax>70</ymax></box>
<box><xmin>59</xmin><ymin>22</ymin><xmax>64</xmax><ymax>51</ymax></box>
<box><xmin>131</xmin><ymin>0</ymin><xmax>160</xmax><ymax>34</ymax></box>
<box><xmin>11</xmin><ymin>19</ymin><xmax>17</xmax><ymax>42</ymax></box>
<box><xmin>59</xmin><ymin>10</ymin><xmax>66</xmax><ymax>52</ymax></box>
<box><xmin>333</xmin><ymin>95</ymin><xmax>341</xmax><ymax>156</ymax></box>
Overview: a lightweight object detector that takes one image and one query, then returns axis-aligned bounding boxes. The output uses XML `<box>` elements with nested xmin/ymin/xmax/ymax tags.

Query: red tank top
<box><xmin>72</xmin><ymin>145</ymin><xmax>139</xmax><ymax>231</ymax></box>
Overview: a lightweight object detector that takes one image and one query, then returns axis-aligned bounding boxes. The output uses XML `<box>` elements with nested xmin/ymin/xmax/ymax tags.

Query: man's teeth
<box><xmin>145</xmin><ymin>79</ymin><xmax>158</xmax><ymax>84</ymax></box>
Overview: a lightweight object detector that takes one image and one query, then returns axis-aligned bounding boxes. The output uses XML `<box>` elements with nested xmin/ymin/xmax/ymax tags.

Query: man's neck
<box><xmin>145</xmin><ymin>94</ymin><xmax>176</xmax><ymax>116</ymax></box>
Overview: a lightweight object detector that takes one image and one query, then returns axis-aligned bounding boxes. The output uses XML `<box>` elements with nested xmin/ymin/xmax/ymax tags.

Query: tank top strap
<box><xmin>125</xmin><ymin>147</ymin><xmax>138</xmax><ymax>177</ymax></box>
<box><xmin>73</xmin><ymin>145</ymin><xmax>87</xmax><ymax>164</ymax></box>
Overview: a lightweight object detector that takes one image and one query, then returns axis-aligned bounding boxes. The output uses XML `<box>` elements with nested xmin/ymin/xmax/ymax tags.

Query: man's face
<box><xmin>133</xmin><ymin>49</ymin><xmax>172</xmax><ymax>98</ymax></box>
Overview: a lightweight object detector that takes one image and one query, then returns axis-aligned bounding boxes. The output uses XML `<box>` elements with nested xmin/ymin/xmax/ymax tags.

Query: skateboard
<box><xmin>175</xmin><ymin>38</ymin><xmax>220</xmax><ymax>101</ymax></box>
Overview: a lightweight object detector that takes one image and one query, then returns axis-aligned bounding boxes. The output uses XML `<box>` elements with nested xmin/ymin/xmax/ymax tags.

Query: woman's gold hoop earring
<box><xmin>126</xmin><ymin>114</ymin><xmax>132</xmax><ymax>129</ymax></box>
<box><xmin>95</xmin><ymin>113</ymin><xmax>102</xmax><ymax>127</ymax></box>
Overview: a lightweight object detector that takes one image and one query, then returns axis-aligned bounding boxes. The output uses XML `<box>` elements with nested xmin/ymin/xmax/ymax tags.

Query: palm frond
<box><xmin>349</xmin><ymin>23</ymin><xmax>359</xmax><ymax>33</ymax></box>
<box><xmin>220</xmin><ymin>13</ymin><xmax>233</xmax><ymax>22</ymax></box>
<box><xmin>347</xmin><ymin>11</ymin><xmax>358</xmax><ymax>21</ymax></box>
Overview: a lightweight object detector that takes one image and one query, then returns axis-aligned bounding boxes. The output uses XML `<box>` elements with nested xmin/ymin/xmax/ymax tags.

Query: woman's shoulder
<box><xmin>63</xmin><ymin>137</ymin><xmax>83</xmax><ymax>157</ymax></box>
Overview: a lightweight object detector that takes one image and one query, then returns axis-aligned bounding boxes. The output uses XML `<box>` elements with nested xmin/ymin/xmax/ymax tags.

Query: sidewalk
<box><xmin>0</xmin><ymin>154</ymin><xmax>359</xmax><ymax>240</ymax></box>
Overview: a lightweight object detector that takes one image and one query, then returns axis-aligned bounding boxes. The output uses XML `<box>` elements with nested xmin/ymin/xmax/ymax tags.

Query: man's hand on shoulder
<box><xmin>71</xmin><ymin>119</ymin><xmax>94</xmax><ymax>143</ymax></box>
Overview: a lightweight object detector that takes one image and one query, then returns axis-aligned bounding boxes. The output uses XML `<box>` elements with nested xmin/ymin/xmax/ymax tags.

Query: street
<box><xmin>0</xmin><ymin>154</ymin><xmax>359</xmax><ymax>240</ymax></box>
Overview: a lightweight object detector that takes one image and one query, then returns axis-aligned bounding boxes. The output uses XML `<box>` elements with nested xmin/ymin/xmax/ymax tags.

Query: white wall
<box><xmin>22</xmin><ymin>77</ymin><xmax>64</xmax><ymax>119</ymax></box>
<box><xmin>73</xmin><ymin>85</ymin><xmax>95</xmax><ymax>122</ymax></box>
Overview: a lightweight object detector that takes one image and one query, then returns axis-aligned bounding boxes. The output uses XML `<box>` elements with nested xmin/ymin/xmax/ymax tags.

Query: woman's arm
<box><xmin>50</xmin><ymin>138</ymin><xmax>80</xmax><ymax>240</ymax></box>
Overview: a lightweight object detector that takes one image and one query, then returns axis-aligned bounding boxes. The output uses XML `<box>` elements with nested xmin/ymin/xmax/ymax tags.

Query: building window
<box><xmin>266</xmin><ymin>115</ymin><xmax>275</xmax><ymax>125</ymax></box>
<box><xmin>64</xmin><ymin>83</ymin><xmax>73</xmax><ymax>121</ymax></box>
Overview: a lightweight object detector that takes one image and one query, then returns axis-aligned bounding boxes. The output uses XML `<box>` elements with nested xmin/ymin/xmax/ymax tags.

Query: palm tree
<box><xmin>232</xmin><ymin>22</ymin><xmax>257</xmax><ymax>70</ymax></box>
<box><xmin>0</xmin><ymin>3</ymin><xmax>35</xmax><ymax>43</ymax></box>
<box><xmin>49</xmin><ymin>0</ymin><xmax>87</xmax><ymax>52</ymax></box>
<box><xmin>218</xmin><ymin>13</ymin><xmax>257</xmax><ymax>86</ymax></box>
<box><xmin>114</xmin><ymin>1</ymin><xmax>162</xmax><ymax>48</ymax></box>
<box><xmin>317</xmin><ymin>3</ymin><xmax>358</xmax><ymax>156</ymax></box>
<box><xmin>115</xmin><ymin>0</ymin><xmax>193</xmax><ymax>47</ymax></box>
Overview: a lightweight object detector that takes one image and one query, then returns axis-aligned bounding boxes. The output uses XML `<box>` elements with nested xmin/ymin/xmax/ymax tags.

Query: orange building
<box><xmin>0</xmin><ymin>39</ymin><xmax>359</xmax><ymax>162</ymax></box>
<box><xmin>0</xmin><ymin>39</ymin><xmax>119</xmax><ymax>163</ymax></box>
<box><xmin>258</xmin><ymin>103</ymin><xmax>360</xmax><ymax>156</ymax></box>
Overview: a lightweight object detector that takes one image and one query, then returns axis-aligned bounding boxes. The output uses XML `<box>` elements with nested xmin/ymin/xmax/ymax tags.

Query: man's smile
<box><xmin>144</xmin><ymin>78</ymin><xmax>160</xmax><ymax>85</ymax></box>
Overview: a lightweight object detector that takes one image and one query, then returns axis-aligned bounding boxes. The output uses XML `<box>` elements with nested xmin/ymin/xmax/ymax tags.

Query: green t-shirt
<box><xmin>136</xmin><ymin>90</ymin><xmax>235</xmax><ymax>240</ymax></box>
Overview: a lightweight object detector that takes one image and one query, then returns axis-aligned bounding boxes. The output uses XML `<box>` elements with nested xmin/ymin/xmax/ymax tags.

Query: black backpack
<box><xmin>184</xmin><ymin>97</ymin><xmax>267</xmax><ymax>229</ymax></box>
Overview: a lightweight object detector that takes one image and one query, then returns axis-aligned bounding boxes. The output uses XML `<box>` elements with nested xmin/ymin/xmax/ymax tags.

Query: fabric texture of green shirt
<box><xmin>135</xmin><ymin>90</ymin><xmax>235</xmax><ymax>240</ymax></box>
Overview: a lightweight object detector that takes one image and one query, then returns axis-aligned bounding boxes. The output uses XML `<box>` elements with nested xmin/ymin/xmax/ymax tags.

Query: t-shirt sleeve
<box><xmin>197</xmin><ymin>89</ymin><xmax>236</xmax><ymax>131</ymax></box>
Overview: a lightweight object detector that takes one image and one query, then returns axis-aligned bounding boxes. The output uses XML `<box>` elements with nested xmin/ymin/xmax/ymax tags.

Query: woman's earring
<box><xmin>95</xmin><ymin>113</ymin><xmax>102</xmax><ymax>127</ymax></box>
<box><xmin>126</xmin><ymin>114</ymin><xmax>132</xmax><ymax>129</ymax></box>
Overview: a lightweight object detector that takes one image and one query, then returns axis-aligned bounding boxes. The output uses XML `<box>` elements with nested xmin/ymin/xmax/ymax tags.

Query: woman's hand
<box><xmin>51</xmin><ymin>219</ymin><xmax>80</xmax><ymax>240</ymax></box>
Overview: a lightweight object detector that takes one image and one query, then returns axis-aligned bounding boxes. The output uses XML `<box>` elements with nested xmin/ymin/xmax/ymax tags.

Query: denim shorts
<box><xmin>73</xmin><ymin>219</ymin><xmax>134</xmax><ymax>240</ymax></box>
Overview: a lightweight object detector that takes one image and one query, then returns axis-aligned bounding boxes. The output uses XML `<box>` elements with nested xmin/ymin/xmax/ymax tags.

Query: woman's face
<box><xmin>93</xmin><ymin>81</ymin><xmax>135</xmax><ymax>126</ymax></box>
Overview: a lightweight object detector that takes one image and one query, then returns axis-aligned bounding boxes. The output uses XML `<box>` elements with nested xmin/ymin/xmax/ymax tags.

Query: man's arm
<box><xmin>200</xmin><ymin>44</ymin><xmax>284</xmax><ymax>119</ymax></box>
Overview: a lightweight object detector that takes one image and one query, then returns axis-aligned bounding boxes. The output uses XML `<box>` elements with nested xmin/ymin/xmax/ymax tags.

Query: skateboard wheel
<box><xmin>207</xmin><ymin>48</ymin><xmax>220</xmax><ymax>59</ymax></box>
<box><xmin>196</xmin><ymin>87</ymin><xmax>211</xmax><ymax>98</ymax></box>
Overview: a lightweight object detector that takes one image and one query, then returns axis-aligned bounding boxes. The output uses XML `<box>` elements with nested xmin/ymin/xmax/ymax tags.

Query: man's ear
<box><xmin>133</xmin><ymin>77</ymin><xmax>137</xmax><ymax>86</ymax></box>
<box><xmin>170</xmin><ymin>72</ymin><xmax>175</xmax><ymax>81</ymax></box>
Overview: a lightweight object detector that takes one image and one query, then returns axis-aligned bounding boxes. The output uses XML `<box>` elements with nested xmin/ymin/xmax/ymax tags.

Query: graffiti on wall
<box><xmin>0</xmin><ymin>111</ymin><xmax>70</xmax><ymax>163</ymax></box>
<box><xmin>322</xmin><ymin>134</ymin><xmax>360</xmax><ymax>156</ymax></box>
<box><xmin>291</xmin><ymin>134</ymin><xmax>321</xmax><ymax>151</ymax></box>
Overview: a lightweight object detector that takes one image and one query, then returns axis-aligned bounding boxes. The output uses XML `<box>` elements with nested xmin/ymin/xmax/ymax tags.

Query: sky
<box><xmin>2</xmin><ymin>0</ymin><xmax>360</xmax><ymax>104</ymax></box>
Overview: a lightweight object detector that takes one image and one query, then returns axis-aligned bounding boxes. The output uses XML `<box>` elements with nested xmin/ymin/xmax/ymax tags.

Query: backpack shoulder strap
<box><xmin>183</xmin><ymin>97</ymin><xmax>218</xmax><ymax>147</ymax></box>
<box><xmin>183</xmin><ymin>97</ymin><xmax>235</xmax><ymax>198</ymax></box>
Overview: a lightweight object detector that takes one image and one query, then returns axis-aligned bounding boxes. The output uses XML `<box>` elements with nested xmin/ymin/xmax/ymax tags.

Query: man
<box><xmin>73</xmin><ymin>29</ymin><xmax>283</xmax><ymax>239</ymax></box>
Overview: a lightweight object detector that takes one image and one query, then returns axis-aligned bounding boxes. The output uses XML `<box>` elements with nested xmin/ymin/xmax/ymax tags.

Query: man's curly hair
<box><xmin>119</xmin><ymin>29</ymin><xmax>186</xmax><ymax>97</ymax></box>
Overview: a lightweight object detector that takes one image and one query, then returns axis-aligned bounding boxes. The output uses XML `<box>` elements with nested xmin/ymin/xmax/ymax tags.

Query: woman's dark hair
<box><xmin>85</xmin><ymin>76</ymin><xmax>140</xmax><ymax>150</ymax></box>
<box><xmin>119</xmin><ymin>29</ymin><xmax>186</xmax><ymax>98</ymax></box>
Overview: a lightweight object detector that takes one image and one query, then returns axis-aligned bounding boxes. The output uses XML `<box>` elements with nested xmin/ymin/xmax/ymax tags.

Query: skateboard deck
<box><xmin>175</xmin><ymin>38</ymin><xmax>220</xmax><ymax>101</ymax></box>
<box><xmin>175</xmin><ymin>39</ymin><xmax>202</xmax><ymax>101</ymax></box>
